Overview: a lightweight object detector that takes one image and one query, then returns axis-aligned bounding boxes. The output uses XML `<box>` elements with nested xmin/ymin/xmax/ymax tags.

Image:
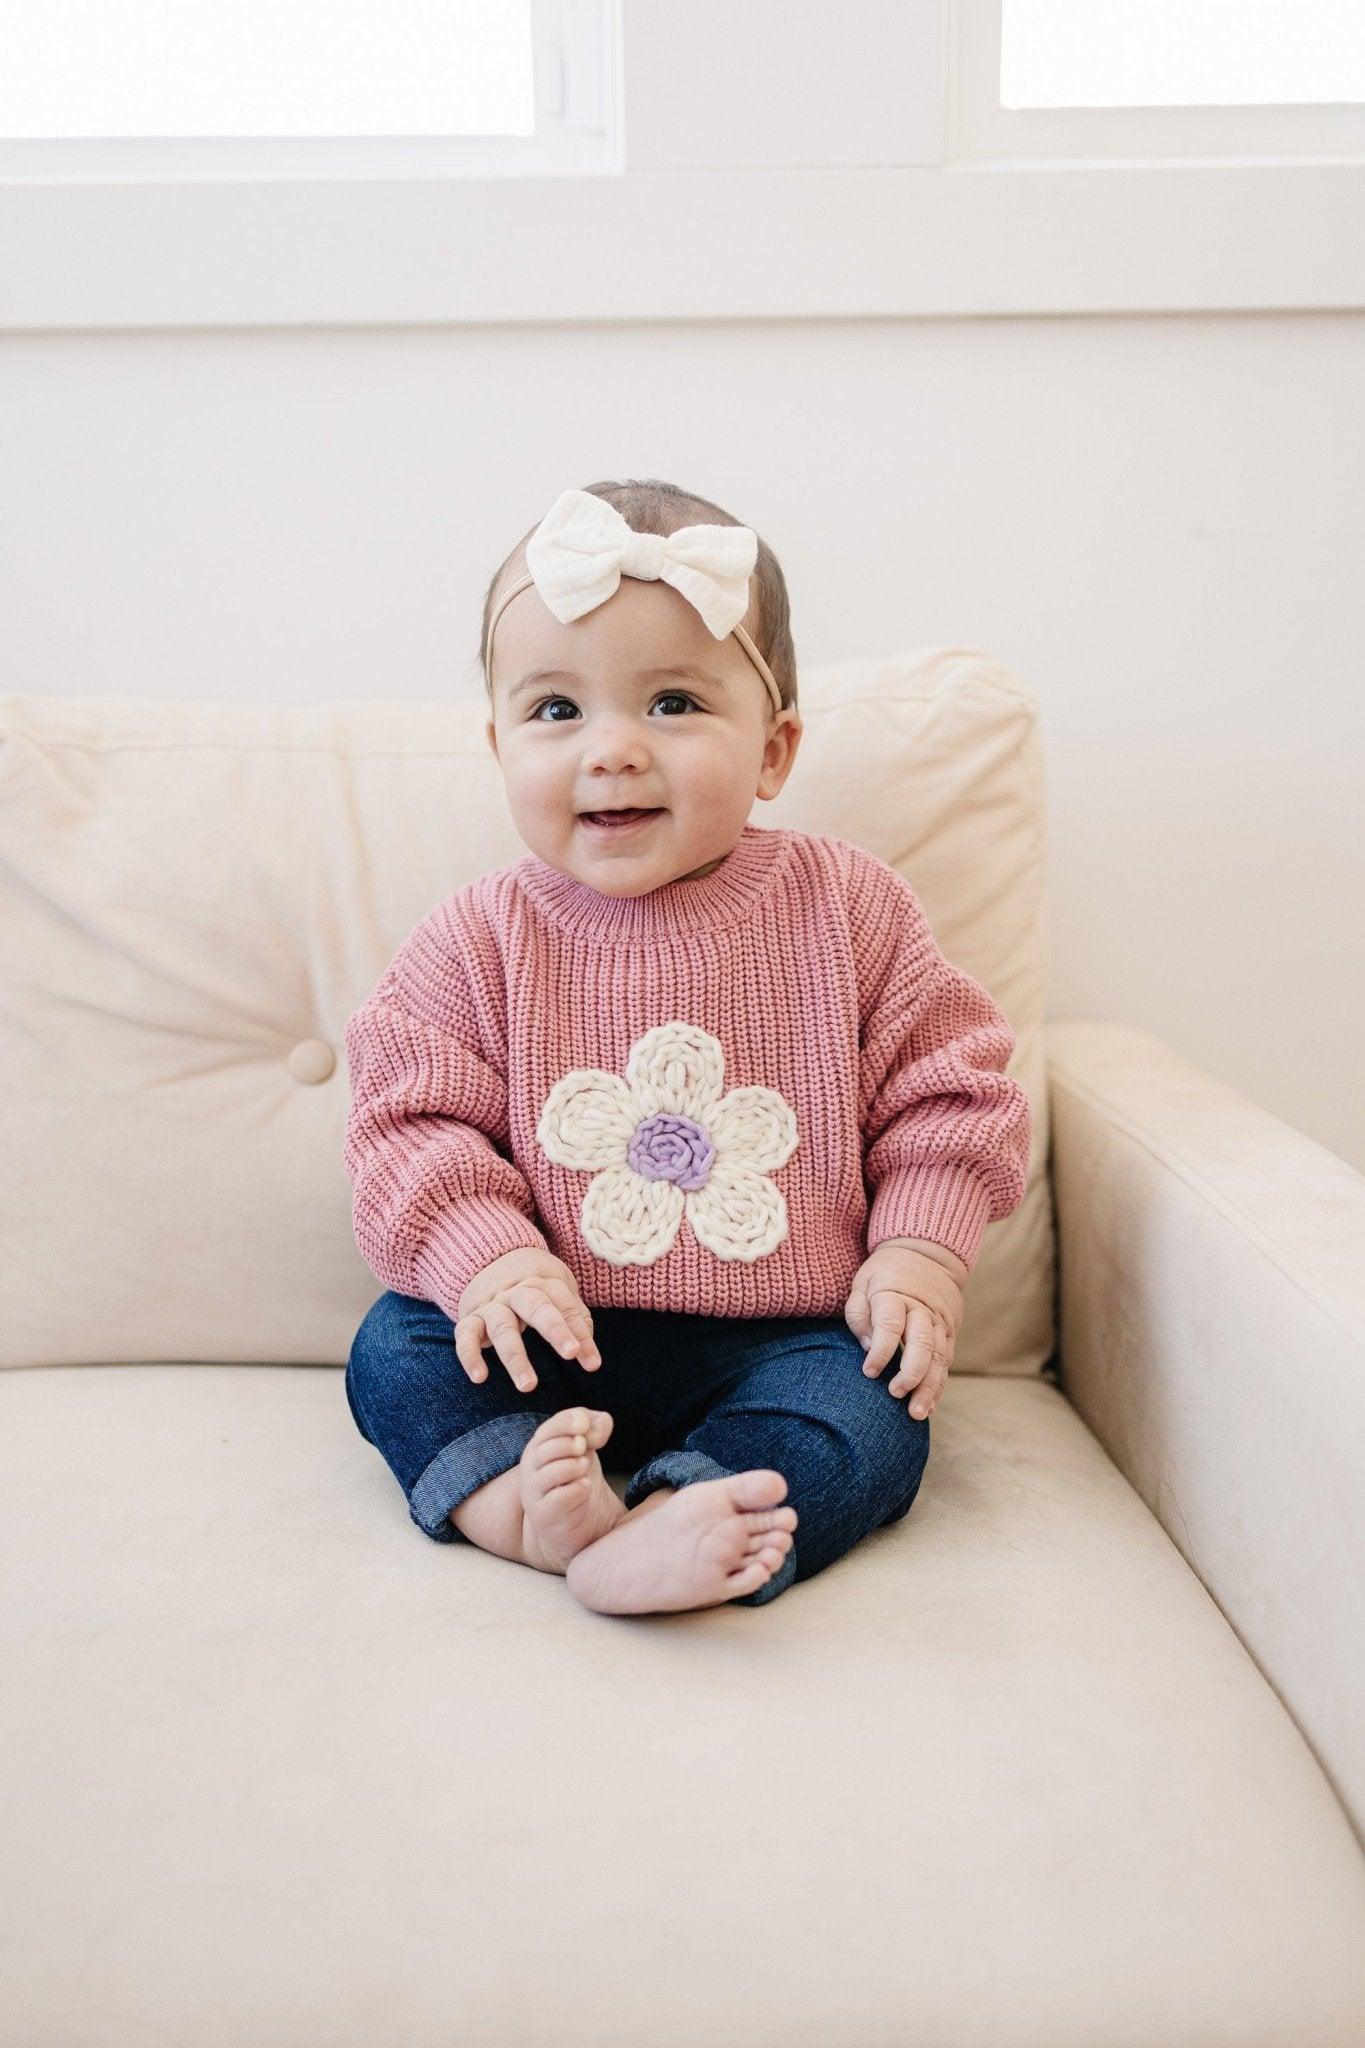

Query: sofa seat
<box><xmin>4</xmin><ymin>1362</ymin><xmax>1364</xmax><ymax>2048</ymax></box>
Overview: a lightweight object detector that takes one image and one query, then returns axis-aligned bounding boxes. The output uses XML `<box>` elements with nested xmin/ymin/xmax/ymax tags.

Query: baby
<box><xmin>343</xmin><ymin>478</ymin><xmax>1031</xmax><ymax>1615</ymax></box>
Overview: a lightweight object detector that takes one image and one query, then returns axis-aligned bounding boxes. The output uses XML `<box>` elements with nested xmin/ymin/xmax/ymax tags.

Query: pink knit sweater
<box><xmin>343</xmin><ymin>824</ymin><xmax>1031</xmax><ymax>1325</ymax></box>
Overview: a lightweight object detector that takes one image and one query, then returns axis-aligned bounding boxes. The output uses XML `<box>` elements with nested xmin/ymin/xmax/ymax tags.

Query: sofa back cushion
<box><xmin>0</xmin><ymin>650</ymin><xmax>1054</xmax><ymax>1374</ymax></box>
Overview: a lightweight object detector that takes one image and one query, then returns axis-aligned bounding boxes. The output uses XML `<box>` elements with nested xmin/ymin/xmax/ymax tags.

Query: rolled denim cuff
<box><xmin>409</xmin><ymin>1411</ymin><xmax>551</xmax><ymax>1543</ymax></box>
<box><xmin>622</xmin><ymin>1448</ymin><xmax>797</xmax><ymax>1604</ymax></box>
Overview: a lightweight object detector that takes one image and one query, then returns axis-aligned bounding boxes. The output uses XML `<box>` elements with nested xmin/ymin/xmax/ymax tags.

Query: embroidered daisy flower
<box><xmin>535</xmin><ymin>1021</ymin><xmax>799</xmax><ymax>1268</ymax></box>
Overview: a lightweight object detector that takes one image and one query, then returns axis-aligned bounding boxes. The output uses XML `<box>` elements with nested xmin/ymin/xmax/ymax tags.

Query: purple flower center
<box><xmin>627</xmin><ymin>1113</ymin><xmax>715</xmax><ymax>1193</ymax></box>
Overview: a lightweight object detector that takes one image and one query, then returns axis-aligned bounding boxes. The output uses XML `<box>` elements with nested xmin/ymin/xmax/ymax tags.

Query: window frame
<box><xmin>952</xmin><ymin>0</ymin><xmax>1365</xmax><ymax>161</ymax></box>
<box><xmin>0</xmin><ymin>0</ymin><xmax>621</xmax><ymax>181</ymax></box>
<box><xmin>0</xmin><ymin>0</ymin><xmax>1361</xmax><ymax>331</ymax></box>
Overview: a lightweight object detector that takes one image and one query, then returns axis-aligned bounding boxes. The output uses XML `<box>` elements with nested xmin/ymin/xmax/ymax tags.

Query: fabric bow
<box><xmin>525</xmin><ymin>487</ymin><xmax>759</xmax><ymax>640</ymax></box>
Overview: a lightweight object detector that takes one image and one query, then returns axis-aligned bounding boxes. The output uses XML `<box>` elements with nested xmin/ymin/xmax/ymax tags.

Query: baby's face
<box><xmin>486</xmin><ymin>576</ymin><xmax>802</xmax><ymax>893</ymax></box>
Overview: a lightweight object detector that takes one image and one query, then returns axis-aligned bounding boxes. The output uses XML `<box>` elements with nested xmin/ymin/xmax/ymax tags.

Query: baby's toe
<box><xmin>744</xmin><ymin>1504</ymin><xmax>798</xmax><ymax>1536</ymax></box>
<box><xmin>530</xmin><ymin>1406</ymin><xmax>595</xmax><ymax>1454</ymax></box>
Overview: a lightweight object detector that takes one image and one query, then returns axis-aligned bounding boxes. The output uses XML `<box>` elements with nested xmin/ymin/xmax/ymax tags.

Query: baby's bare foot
<box><xmin>519</xmin><ymin>1407</ymin><xmax>625</xmax><ymax>1574</ymax></box>
<box><xmin>564</xmin><ymin>1470</ymin><xmax>797</xmax><ymax>1614</ymax></box>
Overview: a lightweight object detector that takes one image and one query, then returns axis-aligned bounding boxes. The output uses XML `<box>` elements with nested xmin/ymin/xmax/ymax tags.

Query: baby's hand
<box><xmin>455</xmin><ymin>1248</ymin><xmax>602</xmax><ymax>1394</ymax></box>
<box><xmin>844</xmin><ymin>1243</ymin><xmax>964</xmax><ymax>1418</ymax></box>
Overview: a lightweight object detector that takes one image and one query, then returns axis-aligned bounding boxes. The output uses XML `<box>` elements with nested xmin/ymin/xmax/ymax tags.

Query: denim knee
<box><xmin>662</xmin><ymin>1321</ymin><xmax>932</xmax><ymax>1590</ymax></box>
<box><xmin>346</xmin><ymin>1288</ymin><xmax>421</xmax><ymax>1443</ymax></box>
<box><xmin>345</xmin><ymin>1289</ymin><xmax>566</xmax><ymax>1544</ymax></box>
<box><xmin>344</xmin><ymin>1292</ymin><xmax>394</xmax><ymax>1443</ymax></box>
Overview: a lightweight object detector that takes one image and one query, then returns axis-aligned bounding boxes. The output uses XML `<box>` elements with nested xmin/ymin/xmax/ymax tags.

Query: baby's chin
<box><xmin>570</xmin><ymin>813</ymin><xmax>671</xmax><ymax>866</ymax></box>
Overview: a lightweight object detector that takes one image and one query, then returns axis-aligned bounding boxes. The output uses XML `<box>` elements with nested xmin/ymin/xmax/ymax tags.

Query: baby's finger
<box><xmin>545</xmin><ymin>1283</ymin><xmax>602</xmax><ymax>1370</ymax></box>
<box><xmin>515</xmin><ymin>1286</ymin><xmax>589</xmax><ymax>1364</ymax></box>
<box><xmin>861</xmin><ymin>1299</ymin><xmax>908</xmax><ymax>1377</ymax></box>
<box><xmin>845</xmin><ymin>1285</ymin><xmax>870</xmax><ymax>1348</ymax></box>
<box><xmin>896</xmin><ymin>1313</ymin><xmax>949</xmax><ymax>1415</ymax></box>
<box><xmin>480</xmin><ymin>1299</ymin><xmax>538</xmax><ymax>1392</ymax></box>
<box><xmin>921</xmin><ymin>1319</ymin><xmax>955</xmax><ymax>1415</ymax></box>
<box><xmin>914</xmin><ymin>1352</ymin><xmax>948</xmax><ymax>1417</ymax></box>
<box><xmin>567</xmin><ymin>1305</ymin><xmax>602</xmax><ymax>1369</ymax></box>
<box><xmin>454</xmin><ymin>1312</ymin><xmax>490</xmax><ymax>1384</ymax></box>
<box><xmin>886</xmin><ymin>1302</ymin><xmax>938</xmax><ymax>1399</ymax></box>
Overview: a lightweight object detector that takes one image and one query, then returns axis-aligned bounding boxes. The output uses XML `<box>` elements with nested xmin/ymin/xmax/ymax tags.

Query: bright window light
<box><xmin>0</xmin><ymin>0</ymin><xmax>534</xmax><ymax>139</ymax></box>
<box><xmin>1001</xmin><ymin>0</ymin><xmax>1365</xmax><ymax>109</ymax></box>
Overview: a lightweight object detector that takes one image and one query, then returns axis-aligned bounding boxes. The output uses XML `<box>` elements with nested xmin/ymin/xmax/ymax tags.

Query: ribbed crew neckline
<box><xmin>513</xmin><ymin>823</ymin><xmax>794</xmax><ymax>942</ymax></box>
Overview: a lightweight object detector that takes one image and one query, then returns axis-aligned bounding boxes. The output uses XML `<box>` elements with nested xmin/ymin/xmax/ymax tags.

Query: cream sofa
<box><xmin>3</xmin><ymin>655</ymin><xmax>1363</xmax><ymax>2048</ymax></box>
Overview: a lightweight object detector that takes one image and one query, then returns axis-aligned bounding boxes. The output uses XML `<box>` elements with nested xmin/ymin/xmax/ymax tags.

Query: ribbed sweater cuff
<box><xmin>411</xmin><ymin>1202</ymin><xmax>551</xmax><ymax>1325</ymax></box>
<box><xmin>867</xmin><ymin>1165</ymin><xmax>995</xmax><ymax>1275</ymax></box>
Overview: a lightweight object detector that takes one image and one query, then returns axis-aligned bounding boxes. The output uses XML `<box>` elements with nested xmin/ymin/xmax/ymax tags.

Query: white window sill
<box><xmin>1</xmin><ymin>160</ymin><xmax>1362</xmax><ymax>331</ymax></box>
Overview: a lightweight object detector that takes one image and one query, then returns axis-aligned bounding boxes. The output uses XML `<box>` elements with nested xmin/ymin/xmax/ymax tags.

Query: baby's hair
<box><xmin>475</xmin><ymin>477</ymin><xmax>798</xmax><ymax>717</ymax></box>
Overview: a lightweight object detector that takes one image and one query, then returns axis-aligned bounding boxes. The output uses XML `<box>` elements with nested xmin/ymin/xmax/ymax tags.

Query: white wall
<box><xmin>2</xmin><ymin>307</ymin><xmax>1361</xmax><ymax>1170</ymax></box>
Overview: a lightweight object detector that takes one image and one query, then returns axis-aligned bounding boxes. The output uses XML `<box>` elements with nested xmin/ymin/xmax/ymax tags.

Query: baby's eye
<box><xmin>528</xmin><ymin>692</ymin><xmax>699</xmax><ymax>722</ymax></box>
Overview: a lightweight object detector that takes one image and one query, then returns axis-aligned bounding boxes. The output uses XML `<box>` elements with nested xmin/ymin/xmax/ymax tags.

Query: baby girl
<box><xmin>343</xmin><ymin>478</ymin><xmax>1031</xmax><ymax>1615</ymax></box>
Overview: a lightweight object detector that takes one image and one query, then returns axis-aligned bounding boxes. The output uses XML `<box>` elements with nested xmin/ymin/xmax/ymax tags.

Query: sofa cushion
<box><xmin>3</xmin><ymin>1363</ymin><xmax>1363</xmax><ymax>2046</ymax></box>
<box><xmin>0</xmin><ymin>652</ymin><xmax>1052</xmax><ymax>1378</ymax></box>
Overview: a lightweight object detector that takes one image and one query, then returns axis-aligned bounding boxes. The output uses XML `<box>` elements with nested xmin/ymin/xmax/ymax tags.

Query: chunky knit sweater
<box><xmin>342</xmin><ymin>824</ymin><xmax>1031</xmax><ymax>1325</ymax></box>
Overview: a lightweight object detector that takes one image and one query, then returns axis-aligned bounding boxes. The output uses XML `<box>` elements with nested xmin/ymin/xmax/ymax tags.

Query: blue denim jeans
<box><xmin>345</xmin><ymin>1292</ymin><xmax>931</xmax><ymax>1606</ymax></box>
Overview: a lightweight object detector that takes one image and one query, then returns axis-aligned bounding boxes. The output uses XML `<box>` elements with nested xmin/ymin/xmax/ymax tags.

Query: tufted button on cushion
<box><xmin>287</xmin><ymin>1038</ymin><xmax>335</xmax><ymax>1085</ymax></box>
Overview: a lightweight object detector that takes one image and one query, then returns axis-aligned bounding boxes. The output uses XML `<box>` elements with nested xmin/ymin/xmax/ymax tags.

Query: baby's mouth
<box><xmin>579</xmin><ymin>808</ymin><xmax>665</xmax><ymax>829</ymax></box>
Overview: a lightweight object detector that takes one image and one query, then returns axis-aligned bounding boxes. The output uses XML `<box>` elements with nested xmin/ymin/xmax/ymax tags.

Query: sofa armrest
<box><xmin>1045</xmin><ymin>1019</ymin><xmax>1365</xmax><ymax>1845</ymax></box>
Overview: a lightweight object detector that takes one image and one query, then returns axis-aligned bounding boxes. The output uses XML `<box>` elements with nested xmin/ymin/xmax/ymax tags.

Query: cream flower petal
<box><xmin>686</xmin><ymin>1160</ymin><xmax>790</xmax><ymax>1262</ymax></box>
<box><xmin>625</xmin><ymin>1021</ymin><xmax>725</xmax><ymax>1120</ymax></box>
<box><xmin>580</xmin><ymin>1165</ymin><xmax>685</xmax><ymax>1266</ymax></box>
<box><xmin>705</xmin><ymin>1085</ymin><xmax>799</xmax><ymax>1173</ymax></box>
<box><xmin>536</xmin><ymin>1069</ymin><xmax>637</xmax><ymax>1171</ymax></box>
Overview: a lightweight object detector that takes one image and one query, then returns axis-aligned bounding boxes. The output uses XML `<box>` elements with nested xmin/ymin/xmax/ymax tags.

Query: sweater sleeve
<box><xmin>850</xmin><ymin>855</ymin><xmax>1032</xmax><ymax>1276</ymax></box>
<box><xmin>342</xmin><ymin>956</ymin><xmax>550</xmax><ymax>1324</ymax></box>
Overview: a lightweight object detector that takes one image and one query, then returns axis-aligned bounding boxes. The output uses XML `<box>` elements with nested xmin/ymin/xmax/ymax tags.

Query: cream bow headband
<box><xmin>485</xmin><ymin>487</ymin><xmax>784</xmax><ymax>717</ymax></box>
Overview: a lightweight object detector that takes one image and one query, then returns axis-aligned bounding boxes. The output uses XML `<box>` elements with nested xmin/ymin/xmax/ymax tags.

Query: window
<box><xmin>1001</xmin><ymin>0</ymin><xmax>1365</xmax><ymax>110</ymax></box>
<box><xmin>0</xmin><ymin>5</ymin><xmax>1359</xmax><ymax>329</ymax></box>
<box><xmin>952</xmin><ymin>0</ymin><xmax>1365</xmax><ymax>160</ymax></box>
<box><xmin>0</xmin><ymin>0</ymin><xmax>617</xmax><ymax>180</ymax></box>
